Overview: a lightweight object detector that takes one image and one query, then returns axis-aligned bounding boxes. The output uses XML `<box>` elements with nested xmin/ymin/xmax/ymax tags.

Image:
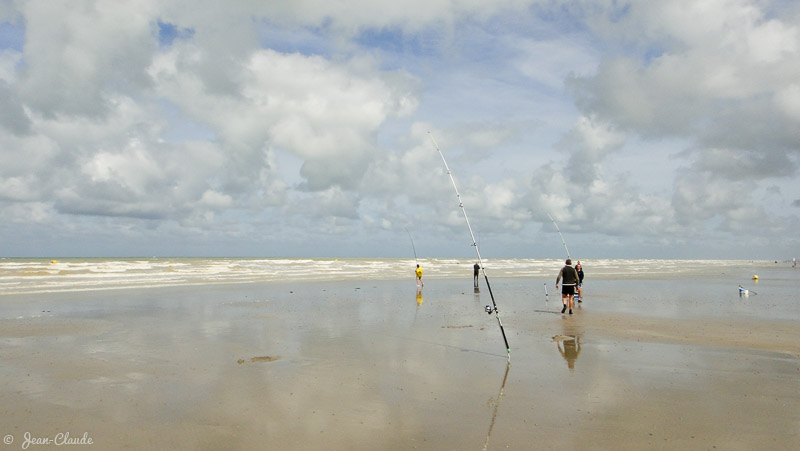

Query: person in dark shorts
<box><xmin>574</xmin><ymin>261</ymin><xmax>584</xmax><ymax>302</ymax></box>
<box><xmin>556</xmin><ymin>258</ymin><xmax>579</xmax><ymax>315</ymax></box>
<box><xmin>473</xmin><ymin>262</ymin><xmax>480</xmax><ymax>288</ymax></box>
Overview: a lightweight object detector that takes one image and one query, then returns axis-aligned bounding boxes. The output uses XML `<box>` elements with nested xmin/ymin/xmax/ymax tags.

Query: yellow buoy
<box><xmin>752</xmin><ymin>275</ymin><xmax>758</xmax><ymax>280</ymax></box>
<box><xmin>51</xmin><ymin>260</ymin><xmax>57</xmax><ymax>264</ymax></box>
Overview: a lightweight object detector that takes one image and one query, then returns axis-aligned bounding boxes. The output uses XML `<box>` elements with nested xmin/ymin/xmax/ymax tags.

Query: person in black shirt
<box><xmin>556</xmin><ymin>258</ymin><xmax>579</xmax><ymax>315</ymax></box>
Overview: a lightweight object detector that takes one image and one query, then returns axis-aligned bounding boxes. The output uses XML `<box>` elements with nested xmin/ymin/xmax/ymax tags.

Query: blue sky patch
<box><xmin>0</xmin><ymin>20</ymin><xmax>24</xmax><ymax>51</ymax></box>
<box><xmin>157</xmin><ymin>20</ymin><xmax>194</xmax><ymax>47</ymax></box>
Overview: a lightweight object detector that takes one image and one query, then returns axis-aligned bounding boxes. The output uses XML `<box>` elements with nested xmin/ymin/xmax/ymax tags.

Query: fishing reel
<box><xmin>485</xmin><ymin>305</ymin><xmax>495</xmax><ymax>315</ymax></box>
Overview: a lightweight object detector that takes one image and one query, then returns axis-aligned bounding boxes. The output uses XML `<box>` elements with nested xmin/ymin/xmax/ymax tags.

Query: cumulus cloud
<box><xmin>1</xmin><ymin>1</ymin><xmax>419</xmax><ymax>221</ymax></box>
<box><xmin>0</xmin><ymin>80</ymin><xmax>30</xmax><ymax>134</ymax></box>
<box><xmin>18</xmin><ymin>0</ymin><xmax>157</xmax><ymax>117</ymax></box>
<box><xmin>149</xmin><ymin>45</ymin><xmax>418</xmax><ymax>192</ymax></box>
<box><xmin>560</xmin><ymin>0</ymin><xmax>800</xmax><ymax>245</ymax></box>
<box><xmin>0</xmin><ymin>0</ymin><xmax>798</xmax><ymax>257</ymax></box>
<box><xmin>523</xmin><ymin>114</ymin><xmax>669</xmax><ymax>238</ymax></box>
<box><xmin>573</xmin><ymin>1</ymin><xmax>800</xmax><ymax>141</ymax></box>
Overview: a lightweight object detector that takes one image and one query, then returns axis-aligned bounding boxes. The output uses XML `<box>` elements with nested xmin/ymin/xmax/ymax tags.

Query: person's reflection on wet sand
<box><xmin>555</xmin><ymin>335</ymin><xmax>581</xmax><ymax>371</ymax></box>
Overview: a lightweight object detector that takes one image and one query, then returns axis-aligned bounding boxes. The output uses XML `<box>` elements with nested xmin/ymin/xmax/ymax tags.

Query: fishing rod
<box><xmin>549</xmin><ymin>214</ymin><xmax>583</xmax><ymax>304</ymax></box>
<box><xmin>404</xmin><ymin>227</ymin><xmax>418</xmax><ymax>263</ymax></box>
<box><xmin>547</xmin><ymin>213</ymin><xmax>570</xmax><ymax>259</ymax></box>
<box><xmin>428</xmin><ymin>131</ymin><xmax>510</xmax><ymax>362</ymax></box>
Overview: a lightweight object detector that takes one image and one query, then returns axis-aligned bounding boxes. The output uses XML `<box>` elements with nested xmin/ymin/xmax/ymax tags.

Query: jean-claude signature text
<box><xmin>22</xmin><ymin>432</ymin><xmax>93</xmax><ymax>449</ymax></box>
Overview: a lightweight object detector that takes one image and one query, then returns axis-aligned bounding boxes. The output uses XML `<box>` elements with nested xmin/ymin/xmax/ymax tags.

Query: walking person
<box><xmin>415</xmin><ymin>264</ymin><xmax>424</xmax><ymax>289</ymax></box>
<box><xmin>555</xmin><ymin>258</ymin><xmax>579</xmax><ymax>315</ymax></box>
<box><xmin>575</xmin><ymin>261</ymin><xmax>584</xmax><ymax>302</ymax></box>
<box><xmin>473</xmin><ymin>262</ymin><xmax>480</xmax><ymax>288</ymax></box>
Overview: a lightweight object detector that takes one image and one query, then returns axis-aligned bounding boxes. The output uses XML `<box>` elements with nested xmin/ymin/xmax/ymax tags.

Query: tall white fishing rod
<box><xmin>547</xmin><ymin>213</ymin><xmax>570</xmax><ymax>259</ymax></box>
<box><xmin>428</xmin><ymin>131</ymin><xmax>510</xmax><ymax>362</ymax></box>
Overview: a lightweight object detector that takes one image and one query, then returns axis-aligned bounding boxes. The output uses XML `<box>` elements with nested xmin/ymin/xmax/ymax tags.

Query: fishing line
<box><xmin>428</xmin><ymin>131</ymin><xmax>510</xmax><ymax>362</ymax></box>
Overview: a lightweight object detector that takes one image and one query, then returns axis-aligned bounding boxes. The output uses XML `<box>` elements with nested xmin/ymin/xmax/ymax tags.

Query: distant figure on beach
<box><xmin>416</xmin><ymin>264</ymin><xmax>424</xmax><ymax>289</ymax></box>
<box><xmin>793</xmin><ymin>257</ymin><xmax>797</xmax><ymax>269</ymax></box>
<box><xmin>473</xmin><ymin>262</ymin><xmax>480</xmax><ymax>288</ymax></box>
<box><xmin>575</xmin><ymin>261</ymin><xmax>584</xmax><ymax>302</ymax></box>
<box><xmin>556</xmin><ymin>258</ymin><xmax>579</xmax><ymax>315</ymax></box>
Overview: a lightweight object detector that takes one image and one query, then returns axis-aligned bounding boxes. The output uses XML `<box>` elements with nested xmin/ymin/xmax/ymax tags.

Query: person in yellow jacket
<box><xmin>415</xmin><ymin>264</ymin><xmax>424</xmax><ymax>288</ymax></box>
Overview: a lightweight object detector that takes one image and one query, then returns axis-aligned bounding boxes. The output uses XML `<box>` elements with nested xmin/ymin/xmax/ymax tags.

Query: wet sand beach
<box><xmin>0</xmin><ymin>266</ymin><xmax>798</xmax><ymax>450</ymax></box>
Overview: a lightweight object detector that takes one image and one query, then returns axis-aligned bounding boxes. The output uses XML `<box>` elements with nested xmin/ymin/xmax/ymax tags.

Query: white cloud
<box><xmin>0</xmin><ymin>0</ymin><xmax>798</xmax><ymax>258</ymax></box>
<box><xmin>199</xmin><ymin>189</ymin><xmax>233</xmax><ymax>209</ymax></box>
<box><xmin>0</xmin><ymin>201</ymin><xmax>53</xmax><ymax>224</ymax></box>
<box><xmin>515</xmin><ymin>37</ymin><xmax>598</xmax><ymax>90</ymax></box>
<box><xmin>82</xmin><ymin>146</ymin><xmax>163</xmax><ymax>192</ymax></box>
<box><xmin>0</xmin><ymin>49</ymin><xmax>21</xmax><ymax>82</ymax></box>
<box><xmin>562</xmin><ymin>0</ymin><xmax>800</xmax><ymax>247</ymax></box>
<box><xmin>775</xmin><ymin>84</ymin><xmax>800</xmax><ymax>121</ymax></box>
<box><xmin>572</xmin><ymin>0</ymin><xmax>800</xmax><ymax>131</ymax></box>
<box><xmin>18</xmin><ymin>0</ymin><xmax>158</xmax><ymax>117</ymax></box>
<box><xmin>149</xmin><ymin>45</ymin><xmax>419</xmax><ymax>191</ymax></box>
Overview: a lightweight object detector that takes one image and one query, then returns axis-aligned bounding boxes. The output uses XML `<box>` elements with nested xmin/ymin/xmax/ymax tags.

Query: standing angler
<box><xmin>555</xmin><ymin>259</ymin><xmax>579</xmax><ymax>315</ymax></box>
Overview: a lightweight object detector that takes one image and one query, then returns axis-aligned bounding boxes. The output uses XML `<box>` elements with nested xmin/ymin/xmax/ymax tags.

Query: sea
<box><xmin>0</xmin><ymin>257</ymin><xmax>794</xmax><ymax>296</ymax></box>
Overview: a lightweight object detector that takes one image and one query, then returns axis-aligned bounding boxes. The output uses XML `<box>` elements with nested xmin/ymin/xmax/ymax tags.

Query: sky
<box><xmin>0</xmin><ymin>0</ymin><xmax>799</xmax><ymax>259</ymax></box>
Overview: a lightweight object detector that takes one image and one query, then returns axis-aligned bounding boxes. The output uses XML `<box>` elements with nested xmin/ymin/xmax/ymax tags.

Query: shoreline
<box><xmin>1</xmin><ymin>257</ymin><xmax>792</xmax><ymax>297</ymax></box>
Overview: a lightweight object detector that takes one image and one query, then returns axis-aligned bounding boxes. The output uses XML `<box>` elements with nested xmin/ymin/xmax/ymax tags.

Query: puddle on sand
<box><xmin>237</xmin><ymin>356</ymin><xmax>281</xmax><ymax>364</ymax></box>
